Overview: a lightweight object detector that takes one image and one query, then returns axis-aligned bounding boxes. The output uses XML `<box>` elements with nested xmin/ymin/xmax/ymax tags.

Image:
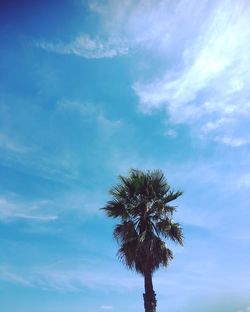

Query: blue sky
<box><xmin>1</xmin><ymin>0</ymin><xmax>250</xmax><ymax>311</ymax></box>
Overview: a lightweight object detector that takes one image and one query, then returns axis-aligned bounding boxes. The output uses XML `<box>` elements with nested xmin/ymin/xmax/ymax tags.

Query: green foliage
<box><xmin>102</xmin><ymin>169</ymin><xmax>183</xmax><ymax>275</ymax></box>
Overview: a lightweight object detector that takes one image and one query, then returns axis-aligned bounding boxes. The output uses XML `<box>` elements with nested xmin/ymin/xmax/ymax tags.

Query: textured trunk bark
<box><xmin>143</xmin><ymin>270</ymin><xmax>157</xmax><ymax>312</ymax></box>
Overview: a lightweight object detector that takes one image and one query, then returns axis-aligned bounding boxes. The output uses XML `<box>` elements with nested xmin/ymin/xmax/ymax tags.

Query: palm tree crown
<box><xmin>103</xmin><ymin>169</ymin><xmax>183</xmax><ymax>277</ymax></box>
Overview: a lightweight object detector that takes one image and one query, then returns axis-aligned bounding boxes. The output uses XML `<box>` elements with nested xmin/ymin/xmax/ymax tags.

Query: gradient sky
<box><xmin>1</xmin><ymin>0</ymin><xmax>250</xmax><ymax>311</ymax></box>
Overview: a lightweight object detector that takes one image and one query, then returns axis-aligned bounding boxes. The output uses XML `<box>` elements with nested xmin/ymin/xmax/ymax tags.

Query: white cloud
<box><xmin>0</xmin><ymin>132</ymin><xmax>30</xmax><ymax>153</ymax></box>
<box><xmin>56</xmin><ymin>189</ymin><xmax>105</xmax><ymax>216</ymax></box>
<box><xmin>201</xmin><ymin>117</ymin><xmax>234</xmax><ymax>134</ymax></box>
<box><xmin>0</xmin><ymin>262</ymin><xmax>141</xmax><ymax>292</ymax></box>
<box><xmin>36</xmin><ymin>34</ymin><xmax>128</xmax><ymax>59</ymax></box>
<box><xmin>88</xmin><ymin>0</ymin><xmax>206</xmax><ymax>51</ymax></box>
<box><xmin>214</xmin><ymin>136</ymin><xmax>250</xmax><ymax>147</ymax></box>
<box><xmin>0</xmin><ymin>188</ymin><xmax>107</xmax><ymax>224</ymax></box>
<box><xmin>237</xmin><ymin>307</ymin><xmax>250</xmax><ymax>312</ymax></box>
<box><xmin>237</xmin><ymin>174</ymin><xmax>250</xmax><ymax>188</ymax></box>
<box><xmin>58</xmin><ymin>100</ymin><xmax>96</xmax><ymax>116</ymax></box>
<box><xmin>58</xmin><ymin>99</ymin><xmax>122</xmax><ymax>130</ymax></box>
<box><xmin>133</xmin><ymin>0</ymin><xmax>250</xmax><ymax>146</ymax></box>
<box><xmin>100</xmin><ymin>305</ymin><xmax>114</xmax><ymax>310</ymax></box>
<box><xmin>0</xmin><ymin>195</ymin><xmax>58</xmax><ymax>222</ymax></box>
<box><xmin>164</xmin><ymin>129</ymin><xmax>177</xmax><ymax>138</ymax></box>
<box><xmin>0</xmin><ymin>266</ymin><xmax>33</xmax><ymax>287</ymax></box>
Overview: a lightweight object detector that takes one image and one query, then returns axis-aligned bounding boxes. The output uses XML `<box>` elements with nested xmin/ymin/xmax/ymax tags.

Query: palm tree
<box><xmin>102</xmin><ymin>169</ymin><xmax>184</xmax><ymax>312</ymax></box>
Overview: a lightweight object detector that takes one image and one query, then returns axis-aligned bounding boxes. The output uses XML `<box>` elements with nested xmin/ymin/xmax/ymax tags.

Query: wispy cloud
<box><xmin>164</xmin><ymin>129</ymin><xmax>177</xmax><ymax>138</ymax></box>
<box><xmin>35</xmin><ymin>34</ymin><xmax>128</xmax><ymax>59</ymax></box>
<box><xmin>132</xmin><ymin>0</ymin><xmax>250</xmax><ymax>146</ymax></box>
<box><xmin>54</xmin><ymin>188</ymin><xmax>105</xmax><ymax>216</ymax></box>
<box><xmin>0</xmin><ymin>187</ymin><xmax>107</xmax><ymax>224</ymax></box>
<box><xmin>0</xmin><ymin>262</ymin><xmax>140</xmax><ymax>292</ymax></box>
<box><xmin>58</xmin><ymin>99</ymin><xmax>122</xmax><ymax>130</ymax></box>
<box><xmin>0</xmin><ymin>195</ymin><xmax>58</xmax><ymax>222</ymax></box>
<box><xmin>0</xmin><ymin>132</ymin><xmax>30</xmax><ymax>153</ymax></box>
<box><xmin>237</xmin><ymin>174</ymin><xmax>250</xmax><ymax>188</ymax></box>
<box><xmin>214</xmin><ymin>136</ymin><xmax>250</xmax><ymax>147</ymax></box>
<box><xmin>34</xmin><ymin>0</ymin><xmax>250</xmax><ymax>145</ymax></box>
<box><xmin>237</xmin><ymin>307</ymin><xmax>250</xmax><ymax>312</ymax></box>
<box><xmin>100</xmin><ymin>305</ymin><xmax>114</xmax><ymax>310</ymax></box>
<box><xmin>88</xmin><ymin>0</ymin><xmax>210</xmax><ymax>57</ymax></box>
<box><xmin>0</xmin><ymin>265</ymin><xmax>33</xmax><ymax>287</ymax></box>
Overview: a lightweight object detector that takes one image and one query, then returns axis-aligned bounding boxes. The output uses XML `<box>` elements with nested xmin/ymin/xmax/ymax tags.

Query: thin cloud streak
<box><xmin>58</xmin><ymin>99</ymin><xmax>122</xmax><ymax>130</ymax></box>
<box><xmin>0</xmin><ymin>195</ymin><xmax>58</xmax><ymax>222</ymax></box>
<box><xmin>238</xmin><ymin>307</ymin><xmax>250</xmax><ymax>312</ymax></box>
<box><xmin>100</xmin><ymin>305</ymin><xmax>114</xmax><ymax>310</ymax></box>
<box><xmin>0</xmin><ymin>132</ymin><xmax>31</xmax><ymax>153</ymax></box>
<box><xmin>35</xmin><ymin>35</ymin><xmax>128</xmax><ymax>59</ymax></box>
<box><xmin>0</xmin><ymin>263</ymin><xmax>141</xmax><ymax>292</ymax></box>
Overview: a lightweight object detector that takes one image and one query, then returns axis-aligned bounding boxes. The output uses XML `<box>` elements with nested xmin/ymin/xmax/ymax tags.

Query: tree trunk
<box><xmin>143</xmin><ymin>270</ymin><xmax>157</xmax><ymax>312</ymax></box>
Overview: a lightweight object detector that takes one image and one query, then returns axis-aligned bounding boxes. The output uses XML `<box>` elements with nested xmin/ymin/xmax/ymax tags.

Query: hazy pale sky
<box><xmin>0</xmin><ymin>1</ymin><xmax>250</xmax><ymax>311</ymax></box>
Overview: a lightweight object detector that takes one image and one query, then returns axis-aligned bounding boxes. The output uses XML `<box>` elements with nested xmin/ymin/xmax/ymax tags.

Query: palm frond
<box><xmin>102</xmin><ymin>168</ymin><xmax>184</xmax><ymax>275</ymax></box>
<box><xmin>164</xmin><ymin>190</ymin><xmax>183</xmax><ymax>203</ymax></box>
<box><xmin>102</xmin><ymin>199</ymin><xmax>129</xmax><ymax>220</ymax></box>
<box><xmin>168</xmin><ymin>222</ymin><xmax>184</xmax><ymax>245</ymax></box>
<box><xmin>117</xmin><ymin>240</ymin><xmax>138</xmax><ymax>270</ymax></box>
<box><xmin>156</xmin><ymin>219</ymin><xmax>184</xmax><ymax>245</ymax></box>
<box><xmin>114</xmin><ymin>221</ymin><xmax>138</xmax><ymax>243</ymax></box>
